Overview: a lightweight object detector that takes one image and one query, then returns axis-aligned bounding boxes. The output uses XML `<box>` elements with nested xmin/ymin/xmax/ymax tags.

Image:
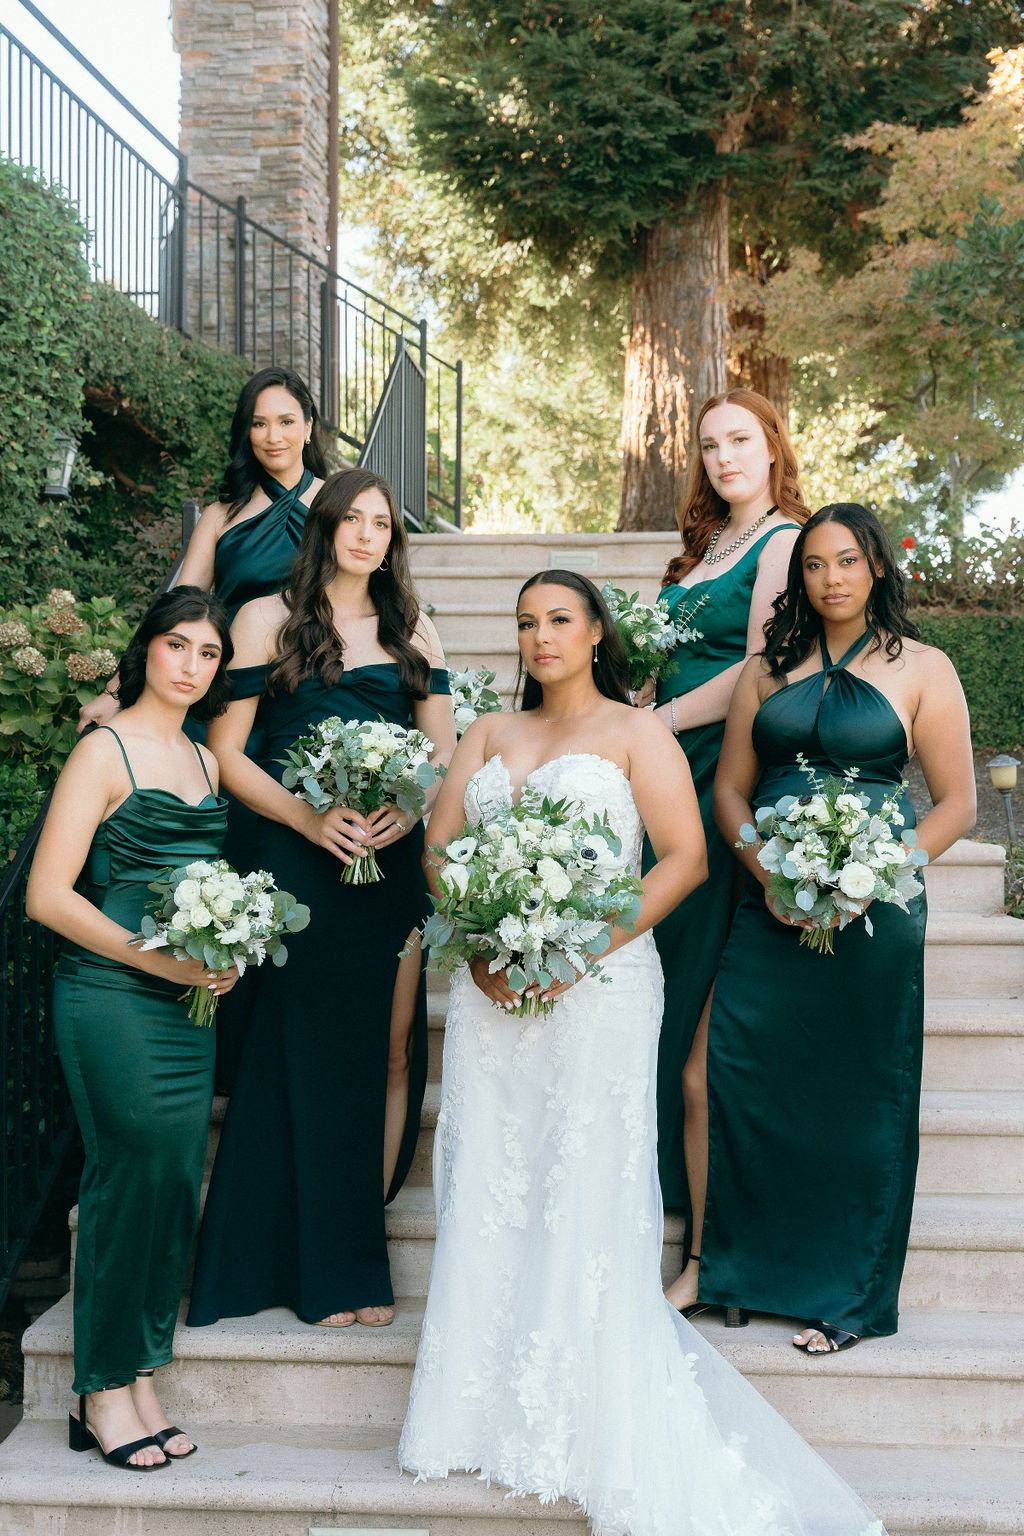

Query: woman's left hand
<box><xmin>367</xmin><ymin>802</ymin><xmax>417</xmax><ymax>848</ymax></box>
<box><xmin>537</xmin><ymin>964</ymin><xmax>584</xmax><ymax>1003</ymax></box>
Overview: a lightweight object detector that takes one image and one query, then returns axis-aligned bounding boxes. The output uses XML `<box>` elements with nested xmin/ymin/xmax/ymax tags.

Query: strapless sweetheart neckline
<box><xmin>478</xmin><ymin>750</ymin><xmax>630</xmax><ymax>806</ymax></box>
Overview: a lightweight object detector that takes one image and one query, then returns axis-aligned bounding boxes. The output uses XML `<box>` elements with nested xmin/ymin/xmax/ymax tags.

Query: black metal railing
<box><xmin>0</xmin><ymin>4</ymin><xmax>463</xmax><ymax>522</ymax></box>
<box><xmin>360</xmin><ymin>339</ymin><xmax>429</xmax><ymax>529</ymax></box>
<box><xmin>0</xmin><ymin>795</ymin><xmax>73</xmax><ymax>1313</ymax></box>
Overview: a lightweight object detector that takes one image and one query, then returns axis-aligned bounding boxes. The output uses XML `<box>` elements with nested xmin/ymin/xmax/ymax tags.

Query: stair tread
<box><xmin>24</xmin><ymin>1292</ymin><xmax>1024</xmax><ymax>1379</ymax></box>
<box><xmin>924</xmin><ymin>998</ymin><xmax>1024</xmax><ymax>1035</ymax></box>
<box><xmin>924</xmin><ymin>910</ymin><xmax>1024</xmax><ymax>944</ymax></box>
<box><xmin>919</xmin><ymin>1088</ymin><xmax>1024</xmax><ymax>1132</ymax></box>
<box><xmin>2</xmin><ymin>1418</ymin><xmax>1022</xmax><ymax>1528</ymax></box>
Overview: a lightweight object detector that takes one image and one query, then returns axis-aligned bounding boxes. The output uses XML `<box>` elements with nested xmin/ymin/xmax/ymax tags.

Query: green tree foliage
<box><xmin>0</xmin><ymin>157</ymin><xmax>91</xmax><ymax>603</ymax></box>
<box><xmin>372</xmin><ymin>0</ymin><xmax>1021</xmax><ymax>529</ymax></box>
<box><xmin>760</xmin><ymin>47</ymin><xmax>1024</xmax><ymax>531</ymax></box>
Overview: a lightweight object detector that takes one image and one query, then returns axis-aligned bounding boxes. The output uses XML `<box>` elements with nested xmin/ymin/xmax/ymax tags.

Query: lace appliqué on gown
<box><xmin>400</xmin><ymin>753</ymin><xmax>886</xmax><ymax>1536</ymax></box>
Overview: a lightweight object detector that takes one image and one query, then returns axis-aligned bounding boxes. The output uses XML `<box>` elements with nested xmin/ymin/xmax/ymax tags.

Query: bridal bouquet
<box><xmin>280</xmin><ymin>716</ymin><xmax>441</xmax><ymax>884</ymax></box>
<box><xmin>422</xmin><ymin>788</ymin><xmax>644</xmax><ymax>1016</ymax></box>
<box><xmin>449</xmin><ymin>664</ymin><xmax>502</xmax><ymax>736</ymax></box>
<box><xmin>128</xmin><ymin>859</ymin><xmax>311</xmax><ymax>1025</ymax></box>
<box><xmin>737</xmin><ymin>756</ymin><xmax>928</xmax><ymax>954</ymax></box>
<box><xmin>601</xmin><ymin>582</ymin><xmax>709</xmax><ymax>693</ymax></box>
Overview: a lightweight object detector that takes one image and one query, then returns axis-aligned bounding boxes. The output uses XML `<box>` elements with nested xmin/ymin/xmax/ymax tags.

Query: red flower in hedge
<box><xmin>901</xmin><ymin>536</ymin><xmax>915</xmax><ymax>550</ymax></box>
<box><xmin>912</xmin><ymin>572</ymin><xmax>922</xmax><ymax>580</ymax></box>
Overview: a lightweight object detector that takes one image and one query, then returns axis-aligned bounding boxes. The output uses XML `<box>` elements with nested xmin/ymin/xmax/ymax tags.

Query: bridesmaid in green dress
<box><xmin>704</xmin><ymin>504</ymin><xmax>975</xmax><ymax>1351</ymax></box>
<box><xmin>645</xmin><ymin>390</ymin><xmax>808</xmax><ymax>1315</ymax></box>
<box><xmin>26</xmin><ymin>588</ymin><xmax>238</xmax><ymax>1468</ymax></box>
<box><xmin>187</xmin><ymin>468</ymin><xmax>456</xmax><ymax>1330</ymax></box>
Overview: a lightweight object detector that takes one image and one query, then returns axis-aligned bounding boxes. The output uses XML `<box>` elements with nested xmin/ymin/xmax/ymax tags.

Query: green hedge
<box><xmin>915</xmin><ymin>612</ymin><xmax>1024</xmax><ymax>751</ymax></box>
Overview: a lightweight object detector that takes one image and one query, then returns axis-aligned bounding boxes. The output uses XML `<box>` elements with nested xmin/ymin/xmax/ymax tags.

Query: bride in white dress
<box><xmin>400</xmin><ymin>570</ymin><xmax>885</xmax><ymax>1536</ymax></box>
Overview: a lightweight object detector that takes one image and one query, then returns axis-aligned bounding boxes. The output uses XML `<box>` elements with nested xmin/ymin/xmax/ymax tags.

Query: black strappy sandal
<box><xmin>674</xmin><ymin>1253</ymin><xmax>749</xmax><ymax>1328</ymax></box>
<box><xmin>68</xmin><ymin>1387</ymin><xmax>168</xmax><ymax>1470</ymax></box>
<box><xmin>134</xmin><ymin>1369</ymin><xmax>198</xmax><ymax>1459</ymax></box>
<box><xmin>793</xmin><ymin>1321</ymin><xmax>859</xmax><ymax>1354</ymax></box>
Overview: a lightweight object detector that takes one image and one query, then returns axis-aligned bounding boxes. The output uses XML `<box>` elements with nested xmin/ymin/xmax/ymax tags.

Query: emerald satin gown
<box><xmin>53</xmin><ymin>728</ymin><xmax>227</xmax><ymax>1395</ymax></box>
<box><xmin>651</xmin><ymin>525</ymin><xmax>798</xmax><ymax>1217</ymax></box>
<box><xmin>700</xmin><ymin>633</ymin><xmax>926</xmax><ymax>1337</ymax></box>
<box><xmin>187</xmin><ymin>663</ymin><xmax>450</xmax><ymax>1326</ymax></box>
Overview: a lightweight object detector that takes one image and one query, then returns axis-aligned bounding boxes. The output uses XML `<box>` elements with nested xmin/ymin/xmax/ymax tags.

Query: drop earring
<box><xmin>593</xmin><ymin>644</ymin><xmax>599</xmax><ymax>665</ymax></box>
<box><xmin>378</xmin><ymin>556</ymin><xmax>389</xmax><ymax>572</ymax></box>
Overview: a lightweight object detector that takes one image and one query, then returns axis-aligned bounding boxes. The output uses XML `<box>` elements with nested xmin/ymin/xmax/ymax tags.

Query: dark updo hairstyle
<box><xmin>116</xmin><ymin>586</ymin><xmax>234</xmax><ymax>720</ymax></box>
<box><xmin>219</xmin><ymin>366</ymin><xmax>328</xmax><ymax>519</ymax></box>
<box><xmin>515</xmin><ymin>570</ymin><xmax>631</xmax><ymax>710</ymax></box>
<box><xmin>268</xmin><ymin>467</ymin><xmax>431</xmax><ymax>698</ymax></box>
<box><xmin>762</xmin><ymin>503</ymin><xmax>919</xmax><ymax>680</ymax></box>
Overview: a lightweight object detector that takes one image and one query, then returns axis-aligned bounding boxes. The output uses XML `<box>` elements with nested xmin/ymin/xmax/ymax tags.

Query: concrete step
<box><xmin>419</xmin><ymin>569</ymin><xmax>668</xmax><ymax>608</ymax></box>
<box><xmin>5</xmin><ymin>1421</ymin><xmax>1019</xmax><ymax>1536</ymax></box>
<box><xmin>917</xmin><ymin>1090</ymin><xmax>1024</xmax><ymax>1195</ymax></box>
<box><xmin>921</xmin><ymin>839</ymin><xmax>1006</xmax><ymax>916</ymax></box>
<box><xmin>409</xmin><ymin>531</ymin><xmax>679</xmax><ymax>575</ymax></box>
<box><xmin>22</xmin><ymin>1294</ymin><xmax>1024</xmax><ymax>1449</ymax></box>
<box><xmin>923</xmin><ymin>913</ymin><xmax>1024</xmax><ymax>999</ymax></box>
<box><xmin>922</xmin><ymin>999</ymin><xmax>1024</xmax><ymax>1090</ymax></box>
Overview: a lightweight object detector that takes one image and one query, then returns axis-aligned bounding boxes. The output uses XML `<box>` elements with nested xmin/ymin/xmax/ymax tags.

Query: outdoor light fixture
<box><xmin>987</xmin><ymin>754</ymin><xmax>1020</xmax><ymax>845</ymax></box>
<box><xmin>41</xmin><ymin>432</ymin><xmax>78</xmax><ymax>500</ymax></box>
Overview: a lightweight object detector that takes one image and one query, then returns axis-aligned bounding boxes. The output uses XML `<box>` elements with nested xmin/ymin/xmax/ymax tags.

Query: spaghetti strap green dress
<box><xmin>187</xmin><ymin>662</ymin><xmax>451</xmax><ymax>1326</ymax></box>
<box><xmin>700</xmin><ymin>633</ymin><xmax>926</xmax><ymax>1337</ymax></box>
<box><xmin>53</xmin><ymin>728</ymin><xmax>226</xmax><ymax>1394</ymax></box>
<box><xmin>650</xmin><ymin>525</ymin><xmax>799</xmax><ymax>1215</ymax></box>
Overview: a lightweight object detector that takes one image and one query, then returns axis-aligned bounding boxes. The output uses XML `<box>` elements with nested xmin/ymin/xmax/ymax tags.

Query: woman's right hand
<box><xmin>469</xmin><ymin>954</ymin><xmax>528</xmax><ymax>1010</ymax></box>
<box><xmin>632</xmin><ymin>677</ymin><xmax>656</xmax><ymax>709</ymax></box>
<box><xmin>78</xmin><ymin>689</ymin><xmax>119</xmax><ymax>733</ymax></box>
<box><xmin>299</xmin><ymin>803</ymin><xmax>375</xmax><ymax>866</ymax></box>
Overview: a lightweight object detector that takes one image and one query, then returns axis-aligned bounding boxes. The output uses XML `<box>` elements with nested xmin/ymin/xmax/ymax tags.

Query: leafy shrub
<box><xmin>0</xmin><ymin>588</ymin><xmax>131</xmax><ymax>779</ymax></box>
<box><xmin>0</xmin><ymin>158</ymin><xmax>91</xmax><ymax>605</ymax></box>
<box><xmin>901</xmin><ymin>525</ymin><xmax>1024</xmax><ymax>612</ymax></box>
<box><xmin>914</xmin><ymin>612</ymin><xmax>1024</xmax><ymax>751</ymax></box>
<box><xmin>1006</xmin><ymin>841</ymin><xmax>1024</xmax><ymax>920</ymax></box>
<box><xmin>0</xmin><ymin>760</ymin><xmax>48</xmax><ymax>865</ymax></box>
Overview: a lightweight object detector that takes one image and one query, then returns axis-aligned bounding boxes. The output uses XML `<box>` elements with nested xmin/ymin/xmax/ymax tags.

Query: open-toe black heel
<box><xmin>677</xmin><ymin>1251</ymin><xmax>712</xmax><ymax>1320</ymax></box>
<box><xmin>133</xmin><ymin>1368</ymin><xmax>198</xmax><ymax>1459</ymax></box>
<box><xmin>724</xmin><ymin>1307</ymin><xmax>749</xmax><ymax>1328</ymax></box>
<box><xmin>68</xmin><ymin>1392</ymin><xmax>168</xmax><ymax>1470</ymax></box>
<box><xmin>673</xmin><ymin>1253</ymin><xmax>748</xmax><ymax>1326</ymax></box>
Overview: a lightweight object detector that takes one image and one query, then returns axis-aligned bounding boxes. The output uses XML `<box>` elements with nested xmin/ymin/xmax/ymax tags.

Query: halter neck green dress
<box><xmin>700</xmin><ymin>633</ymin><xmax>926</xmax><ymax>1337</ymax></box>
<box><xmin>213</xmin><ymin>467</ymin><xmax>314</xmax><ymax>620</ymax></box>
<box><xmin>650</xmin><ymin>525</ymin><xmax>798</xmax><ymax>1217</ymax></box>
<box><xmin>53</xmin><ymin>728</ymin><xmax>226</xmax><ymax>1394</ymax></box>
<box><xmin>188</xmin><ymin>662</ymin><xmax>450</xmax><ymax>1326</ymax></box>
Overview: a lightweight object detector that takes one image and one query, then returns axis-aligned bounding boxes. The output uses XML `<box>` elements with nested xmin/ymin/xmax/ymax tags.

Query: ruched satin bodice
<box><xmin>230</xmin><ymin>662</ymin><xmax>451</xmax><ymax>782</ymax></box>
<box><xmin>752</xmin><ymin>633</ymin><xmax>915</xmax><ymax>822</ymax></box>
<box><xmin>60</xmin><ymin>788</ymin><xmax>227</xmax><ymax>985</ymax></box>
<box><xmin>213</xmin><ymin>469</ymin><xmax>313</xmax><ymax>620</ymax></box>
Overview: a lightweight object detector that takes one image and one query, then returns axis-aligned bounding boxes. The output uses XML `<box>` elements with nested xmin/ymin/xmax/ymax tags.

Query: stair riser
<box><xmin>0</xmin><ymin>1508</ymin><xmax>588</xmax><ymax>1536</ymax></box>
<box><xmin>922</xmin><ymin>1035</ymin><xmax>1024</xmax><ymax>1091</ymax></box>
<box><xmin>409</xmin><ymin>535</ymin><xmax>678</xmax><ymax>575</ymax></box>
<box><xmin>421</xmin><ymin>573</ymin><xmax>668</xmax><ymax>606</ymax></box>
<box><xmin>410</xmin><ymin>1124</ymin><xmax>1024</xmax><ymax>1198</ymax></box>
<box><xmin>24</xmin><ymin>1346</ymin><xmax>1023</xmax><ymax>1446</ymax></box>
<box><xmin>924</xmin><ymin>946</ymin><xmax>1024</xmax><ymax>999</ymax></box>
<box><xmin>922</xmin><ymin>864</ymin><xmax>1006</xmax><ymax>915</ymax></box>
<box><xmin>389</xmin><ymin>1234</ymin><xmax>1024</xmax><ymax>1314</ymax></box>
<box><xmin>917</xmin><ymin>1137</ymin><xmax>1024</xmax><ymax>1196</ymax></box>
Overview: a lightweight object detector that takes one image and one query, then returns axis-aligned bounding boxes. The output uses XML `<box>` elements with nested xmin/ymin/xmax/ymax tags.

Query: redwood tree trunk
<box><xmin>617</xmin><ymin>184</ymin><xmax>729</xmax><ymax>532</ymax></box>
<box><xmin>729</xmin><ymin>242</ymin><xmax>790</xmax><ymax>422</ymax></box>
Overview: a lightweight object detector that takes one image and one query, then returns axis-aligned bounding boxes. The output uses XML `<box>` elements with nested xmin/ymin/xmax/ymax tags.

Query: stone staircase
<box><xmin>1</xmin><ymin>534</ymin><xmax>1023</xmax><ymax>1533</ymax></box>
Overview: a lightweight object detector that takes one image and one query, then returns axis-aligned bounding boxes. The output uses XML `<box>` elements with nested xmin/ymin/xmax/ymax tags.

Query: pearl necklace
<box><xmin>702</xmin><ymin>505</ymin><xmax>777</xmax><ymax>566</ymax></box>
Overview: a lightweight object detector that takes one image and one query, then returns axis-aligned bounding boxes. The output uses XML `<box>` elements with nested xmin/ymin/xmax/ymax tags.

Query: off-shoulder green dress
<box><xmin>187</xmin><ymin>662</ymin><xmax>450</xmax><ymax>1326</ymax></box>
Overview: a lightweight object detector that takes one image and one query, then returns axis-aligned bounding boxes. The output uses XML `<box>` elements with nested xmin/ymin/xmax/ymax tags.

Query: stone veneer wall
<box><xmin>171</xmin><ymin>0</ymin><xmax>331</xmax><ymax>374</ymax></box>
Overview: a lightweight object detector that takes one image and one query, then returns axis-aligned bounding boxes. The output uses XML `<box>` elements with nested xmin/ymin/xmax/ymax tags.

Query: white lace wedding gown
<box><xmin>399</xmin><ymin>753</ymin><xmax>885</xmax><ymax>1536</ymax></box>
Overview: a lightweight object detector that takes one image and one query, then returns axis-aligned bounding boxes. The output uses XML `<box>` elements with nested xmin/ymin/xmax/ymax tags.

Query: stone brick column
<box><xmin>171</xmin><ymin>0</ymin><xmax>332</xmax><ymax>383</ymax></box>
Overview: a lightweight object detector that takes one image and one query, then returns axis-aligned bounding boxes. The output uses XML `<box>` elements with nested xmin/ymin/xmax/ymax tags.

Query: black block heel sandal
<box><xmin>68</xmin><ymin>1394</ymin><xmax>168</xmax><ymax>1470</ymax></box>
<box><xmin>134</xmin><ymin>1368</ymin><xmax>198</xmax><ymax>1459</ymax></box>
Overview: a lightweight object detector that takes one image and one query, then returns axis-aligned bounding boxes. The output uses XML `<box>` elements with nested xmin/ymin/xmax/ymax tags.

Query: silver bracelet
<box><xmin>670</xmin><ymin>697</ymin><xmax>678</xmax><ymax>734</ymax></box>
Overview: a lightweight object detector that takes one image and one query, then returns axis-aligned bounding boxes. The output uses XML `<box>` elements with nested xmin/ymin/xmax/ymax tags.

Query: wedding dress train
<box><xmin>400</xmin><ymin>752</ymin><xmax>885</xmax><ymax>1536</ymax></box>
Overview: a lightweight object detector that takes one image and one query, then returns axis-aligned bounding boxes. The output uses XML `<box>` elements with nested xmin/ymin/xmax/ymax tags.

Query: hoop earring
<box><xmin>378</xmin><ymin>556</ymin><xmax>389</xmax><ymax>572</ymax></box>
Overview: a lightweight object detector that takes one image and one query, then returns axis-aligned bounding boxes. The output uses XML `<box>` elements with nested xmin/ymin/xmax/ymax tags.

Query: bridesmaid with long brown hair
<box><xmin>645</xmin><ymin>389</ymin><xmax>809</xmax><ymax>1316</ymax></box>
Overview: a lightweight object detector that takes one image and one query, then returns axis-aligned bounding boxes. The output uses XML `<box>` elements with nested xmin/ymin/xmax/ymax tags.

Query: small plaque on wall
<box><xmin>547</xmin><ymin>548</ymin><xmax>598</xmax><ymax>570</ymax></box>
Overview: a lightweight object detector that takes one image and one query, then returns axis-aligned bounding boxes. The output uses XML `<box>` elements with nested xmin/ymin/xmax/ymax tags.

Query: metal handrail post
<box><xmin>174</xmin><ymin>151</ymin><xmax>188</xmax><ymax>336</ymax></box>
<box><xmin>454</xmin><ymin>359</ymin><xmax>464</xmax><ymax>528</ymax></box>
<box><xmin>234</xmin><ymin>195</ymin><xmax>246</xmax><ymax>357</ymax></box>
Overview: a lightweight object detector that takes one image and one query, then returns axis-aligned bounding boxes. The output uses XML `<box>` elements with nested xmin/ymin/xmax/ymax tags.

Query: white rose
<box><xmin>543</xmin><ymin>827</ymin><xmax>574</xmax><ymax>856</ymax></box>
<box><xmin>188</xmin><ymin>903</ymin><xmax>213</xmax><ymax>928</ymax></box>
<box><xmin>185</xmin><ymin>861</ymin><xmax>213</xmax><ymax>879</ymax></box>
<box><xmin>835</xmin><ymin>793</ymin><xmax>864</xmax><ymax>814</ymax></box>
<box><xmin>454</xmin><ymin>705</ymin><xmax>476</xmax><ymax>733</ymax></box>
<box><xmin>362</xmin><ymin>750</ymin><xmax>384</xmax><ymax>770</ymax></box>
<box><xmin>837</xmin><ymin>862</ymin><xmax>875</xmax><ymax>900</ymax></box>
<box><xmin>174</xmin><ymin>879</ymin><xmax>201</xmax><ymax>910</ymax></box>
<box><xmin>536</xmin><ymin>857</ymin><xmax>573</xmax><ymax>901</ymax></box>
<box><xmin>210</xmin><ymin>894</ymin><xmax>235</xmax><ymax>920</ymax></box>
<box><xmin>440</xmin><ymin>863</ymin><xmax>470</xmax><ymax>898</ymax></box>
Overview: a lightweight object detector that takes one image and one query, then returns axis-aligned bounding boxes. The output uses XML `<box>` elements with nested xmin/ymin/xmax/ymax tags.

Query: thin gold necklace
<box><xmin>702</xmin><ymin>505</ymin><xmax>777</xmax><ymax>566</ymax></box>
